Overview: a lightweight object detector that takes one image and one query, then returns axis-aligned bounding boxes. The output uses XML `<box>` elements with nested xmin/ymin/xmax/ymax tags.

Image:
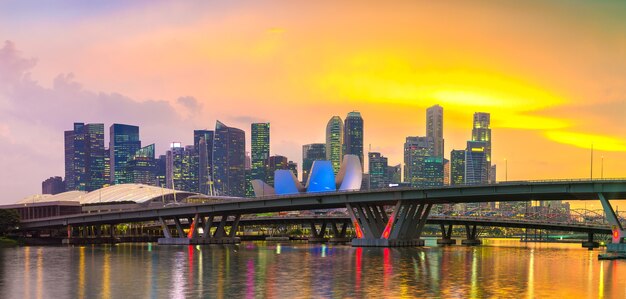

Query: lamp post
<box><xmin>601</xmin><ymin>156</ymin><xmax>604</xmax><ymax>179</ymax></box>
<box><xmin>504</xmin><ymin>158</ymin><xmax>508</xmax><ymax>182</ymax></box>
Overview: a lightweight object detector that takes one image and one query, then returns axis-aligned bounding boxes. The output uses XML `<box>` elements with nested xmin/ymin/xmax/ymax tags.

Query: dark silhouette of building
<box><xmin>42</xmin><ymin>176</ymin><xmax>65</xmax><ymax>195</ymax></box>
<box><xmin>194</xmin><ymin>130</ymin><xmax>214</xmax><ymax>194</ymax></box>
<box><xmin>302</xmin><ymin>143</ymin><xmax>326</xmax><ymax>184</ymax></box>
<box><xmin>267</xmin><ymin>155</ymin><xmax>288</xmax><ymax>186</ymax></box>
<box><xmin>343</xmin><ymin>111</ymin><xmax>364</xmax><ymax>171</ymax></box>
<box><xmin>213</xmin><ymin>121</ymin><xmax>245</xmax><ymax>197</ymax></box>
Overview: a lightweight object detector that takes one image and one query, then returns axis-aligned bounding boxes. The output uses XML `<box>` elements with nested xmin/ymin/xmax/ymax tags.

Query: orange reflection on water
<box><xmin>101</xmin><ymin>250</ymin><xmax>110</xmax><ymax>299</ymax></box>
<box><xmin>36</xmin><ymin>247</ymin><xmax>43</xmax><ymax>299</ymax></box>
<box><xmin>79</xmin><ymin>246</ymin><xmax>85</xmax><ymax>299</ymax></box>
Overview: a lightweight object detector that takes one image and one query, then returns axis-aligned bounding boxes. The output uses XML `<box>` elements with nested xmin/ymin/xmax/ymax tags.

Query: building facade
<box><xmin>302</xmin><ymin>143</ymin><xmax>326</xmax><ymax>184</ymax></box>
<box><xmin>325</xmin><ymin>116</ymin><xmax>343</xmax><ymax>174</ymax></box>
<box><xmin>450</xmin><ymin>149</ymin><xmax>466</xmax><ymax>186</ymax></box>
<box><xmin>426</xmin><ymin>104</ymin><xmax>444</xmax><ymax>158</ymax></box>
<box><xmin>213</xmin><ymin>121</ymin><xmax>246</xmax><ymax>197</ymax></box>
<box><xmin>64</xmin><ymin>123</ymin><xmax>106</xmax><ymax>191</ymax></box>
<box><xmin>368</xmin><ymin>152</ymin><xmax>388</xmax><ymax>189</ymax></box>
<box><xmin>42</xmin><ymin>176</ymin><xmax>65</xmax><ymax>195</ymax></box>
<box><xmin>343</xmin><ymin>111</ymin><xmax>364</xmax><ymax>171</ymax></box>
<box><xmin>109</xmin><ymin>124</ymin><xmax>141</xmax><ymax>185</ymax></box>
<box><xmin>251</xmin><ymin>123</ymin><xmax>270</xmax><ymax>183</ymax></box>
<box><xmin>403</xmin><ymin>136</ymin><xmax>433</xmax><ymax>188</ymax></box>
<box><xmin>471</xmin><ymin>112</ymin><xmax>491</xmax><ymax>181</ymax></box>
<box><xmin>194</xmin><ymin>130</ymin><xmax>214</xmax><ymax>194</ymax></box>
<box><xmin>126</xmin><ymin>144</ymin><xmax>156</xmax><ymax>186</ymax></box>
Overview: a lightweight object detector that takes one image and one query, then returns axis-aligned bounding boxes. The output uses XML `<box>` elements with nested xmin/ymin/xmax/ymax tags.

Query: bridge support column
<box><xmin>437</xmin><ymin>224</ymin><xmax>456</xmax><ymax>245</ymax></box>
<box><xmin>348</xmin><ymin>201</ymin><xmax>431</xmax><ymax>247</ymax></box>
<box><xmin>329</xmin><ymin>222</ymin><xmax>351</xmax><ymax>243</ymax></box>
<box><xmin>308</xmin><ymin>221</ymin><xmax>328</xmax><ymax>243</ymax></box>
<box><xmin>172</xmin><ymin>217</ymin><xmax>185</xmax><ymax>238</ymax></box>
<box><xmin>159</xmin><ymin>217</ymin><xmax>172</xmax><ymax>239</ymax></box>
<box><xmin>582</xmin><ymin>232</ymin><xmax>600</xmax><ymax>250</ymax></box>
<box><xmin>462</xmin><ymin>225</ymin><xmax>481</xmax><ymax>245</ymax></box>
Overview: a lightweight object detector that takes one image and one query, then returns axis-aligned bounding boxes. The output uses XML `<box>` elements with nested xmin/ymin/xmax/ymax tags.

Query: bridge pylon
<box><xmin>348</xmin><ymin>201</ymin><xmax>432</xmax><ymax>247</ymax></box>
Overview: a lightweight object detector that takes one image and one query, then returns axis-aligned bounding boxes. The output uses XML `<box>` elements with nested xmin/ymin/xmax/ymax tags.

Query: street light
<box><xmin>504</xmin><ymin>158</ymin><xmax>508</xmax><ymax>182</ymax></box>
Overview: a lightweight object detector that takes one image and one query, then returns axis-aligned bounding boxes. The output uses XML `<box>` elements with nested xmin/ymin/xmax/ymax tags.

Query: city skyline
<box><xmin>1</xmin><ymin>1</ymin><xmax>626</xmax><ymax>206</ymax></box>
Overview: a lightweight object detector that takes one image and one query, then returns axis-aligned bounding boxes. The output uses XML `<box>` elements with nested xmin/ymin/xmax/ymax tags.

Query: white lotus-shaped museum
<box><xmin>251</xmin><ymin>154</ymin><xmax>362</xmax><ymax>196</ymax></box>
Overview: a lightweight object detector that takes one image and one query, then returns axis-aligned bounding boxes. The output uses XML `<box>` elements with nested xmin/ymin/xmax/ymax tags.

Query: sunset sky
<box><xmin>0</xmin><ymin>1</ymin><xmax>625</xmax><ymax>207</ymax></box>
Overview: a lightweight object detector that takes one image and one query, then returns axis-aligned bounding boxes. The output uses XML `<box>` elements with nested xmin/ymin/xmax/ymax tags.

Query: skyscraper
<box><xmin>64</xmin><ymin>123</ymin><xmax>106</xmax><ymax>191</ymax></box>
<box><xmin>213</xmin><ymin>121</ymin><xmax>246</xmax><ymax>197</ymax></box>
<box><xmin>471</xmin><ymin>112</ymin><xmax>491</xmax><ymax>180</ymax></box>
<box><xmin>194</xmin><ymin>130</ymin><xmax>214</xmax><ymax>194</ymax></box>
<box><xmin>403</xmin><ymin>136</ymin><xmax>433</xmax><ymax>188</ymax></box>
<box><xmin>155</xmin><ymin>154</ymin><xmax>167</xmax><ymax>188</ymax></box>
<box><xmin>386</xmin><ymin>164</ymin><xmax>402</xmax><ymax>185</ymax></box>
<box><xmin>251</xmin><ymin>123</ymin><xmax>270</xmax><ymax>183</ymax></box>
<box><xmin>343</xmin><ymin>111</ymin><xmax>364</xmax><ymax>170</ymax></box>
<box><xmin>443</xmin><ymin>158</ymin><xmax>450</xmax><ymax>186</ymax></box>
<box><xmin>267</xmin><ymin>155</ymin><xmax>288</xmax><ymax>186</ymax></box>
<box><xmin>326</xmin><ymin>116</ymin><xmax>344</xmax><ymax>174</ymax></box>
<box><xmin>166</xmin><ymin>143</ymin><xmax>184</xmax><ymax>190</ymax></box>
<box><xmin>109</xmin><ymin>124</ymin><xmax>141</xmax><ymax>185</ymax></box>
<box><xmin>126</xmin><ymin>144</ymin><xmax>156</xmax><ymax>186</ymax></box>
<box><xmin>450</xmin><ymin>149</ymin><xmax>466</xmax><ymax>186</ymax></box>
<box><xmin>288</xmin><ymin>161</ymin><xmax>298</xmax><ymax>180</ymax></box>
<box><xmin>182</xmin><ymin>145</ymin><xmax>199</xmax><ymax>192</ymax></box>
<box><xmin>426</xmin><ymin>104</ymin><xmax>444</xmax><ymax>158</ymax></box>
<box><xmin>422</xmin><ymin>156</ymin><xmax>444</xmax><ymax>187</ymax></box>
<box><xmin>368</xmin><ymin>152</ymin><xmax>388</xmax><ymax>189</ymax></box>
<box><xmin>465</xmin><ymin>141</ymin><xmax>488</xmax><ymax>185</ymax></box>
<box><xmin>42</xmin><ymin>176</ymin><xmax>65</xmax><ymax>195</ymax></box>
<box><xmin>302</xmin><ymin>143</ymin><xmax>326</xmax><ymax>184</ymax></box>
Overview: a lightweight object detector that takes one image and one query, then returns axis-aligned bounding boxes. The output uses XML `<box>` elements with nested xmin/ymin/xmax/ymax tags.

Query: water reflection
<box><xmin>2</xmin><ymin>240</ymin><xmax>626</xmax><ymax>298</ymax></box>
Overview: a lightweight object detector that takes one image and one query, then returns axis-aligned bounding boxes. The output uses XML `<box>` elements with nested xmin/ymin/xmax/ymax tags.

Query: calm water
<box><xmin>0</xmin><ymin>239</ymin><xmax>624</xmax><ymax>298</ymax></box>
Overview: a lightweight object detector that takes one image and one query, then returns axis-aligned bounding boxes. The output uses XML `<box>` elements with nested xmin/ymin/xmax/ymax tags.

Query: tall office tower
<box><xmin>266</xmin><ymin>155</ymin><xmax>288</xmax><ymax>186</ymax></box>
<box><xmin>404</xmin><ymin>136</ymin><xmax>434</xmax><ymax>188</ymax></box>
<box><xmin>326</xmin><ymin>116</ymin><xmax>344</xmax><ymax>174</ymax></box>
<box><xmin>471</xmin><ymin>112</ymin><xmax>491</xmax><ymax>178</ymax></box>
<box><xmin>155</xmin><ymin>155</ymin><xmax>167</xmax><ymax>188</ymax></box>
<box><xmin>426</xmin><ymin>104</ymin><xmax>444</xmax><ymax>157</ymax></box>
<box><xmin>343</xmin><ymin>111</ymin><xmax>364</xmax><ymax>171</ymax></box>
<box><xmin>387</xmin><ymin>164</ymin><xmax>402</xmax><ymax>185</ymax></box>
<box><xmin>368</xmin><ymin>152</ymin><xmax>388</xmax><ymax>189</ymax></box>
<box><xmin>213</xmin><ymin>121</ymin><xmax>246</xmax><ymax>197</ymax></box>
<box><xmin>109</xmin><ymin>124</ymin><xmax>141</xmax><ymax>185</ymax></box>
<box><xmin>422</xmin><ymin>156</ymin><xmax>444</xmax><ymax>187</ymax></box>
<box><xmin>450</xmin><ymin>150</ymin><xmax>466</xmax><ymax>186</ymax></box>
<box><xmin>251</xmin><ymin>123</ymin><xmax>270</xmax><ymax>183</ymax></box>
<box><xmin>84</xmin><ymin>123</ymin><xmax>106</xmax><ymax>191</ymax></box>
<box><xmin>103</xmin><ymin>148</ymin><xmax>111</xmax><ymax>186</ymax></box>
<box><xmin>194</xmin><ymin>130</ymin><xmax>214</xmax><ymax>194</ymax></box>
<box><xmin>288</xmin><ymin>161</ymin><xmax>298</xmax><ymax>180</ymax></box>
<box><xmin>64</xmin><ymin>123</ymin><xmax>106</xmax><ymax>191</ymax></box>
<box><xmin>166</xmin><ymin>143</ymin><xmax>184</xmax><ymax>190</ymax></box>
<box><xmin>465</xmin><ymin>141</ymin><xmax>488</xmax><ymax>185</ymax></box>
<box><xmin>302</xmin><ymin>143</ymin><xmax>326</xmax><ymax>184</ymax></box>
<box><xmin>443</xmin><ymin>159</ymin><xmax>450</xmax><ymax>186</ymax></box>
<box><xmin>489</xmin><ymin>165</ymin><xmax>497</xmax><ymax>184</ymax></box>
<box><xmin>126</xmin><ymin>144</ymin><xmax>156</xmax><ymax>186</ymax></box>
<box><xmin>182</xmin><ymin>145</ymin><xmax>199</xmax><ymax>193</ymax></box>
<box><xmin>42</xmin><ymin>176</ymin><xmax>65</xmax><ymax>195</ymax></box>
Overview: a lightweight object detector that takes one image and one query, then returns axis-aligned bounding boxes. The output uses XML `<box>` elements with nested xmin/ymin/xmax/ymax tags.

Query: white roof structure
<box><xmin>16</xmin><ymin>184</ymin><xmax>199</xmax><ymax>205</ymax></box>
<box><xmin>16</xmin><ymin>191</ymin><xmax>87</xmax><ymax>204</ymax></box>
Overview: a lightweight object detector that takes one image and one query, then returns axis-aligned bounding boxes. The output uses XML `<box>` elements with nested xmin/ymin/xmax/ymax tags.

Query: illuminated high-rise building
<box><xmin>251</xmin><ymin>123</ymin><xmax>270</xmax><ymax>182</ymax></box>
<box><xmin>267</xmin><ymin>155</ymin><xmax>288</xmax><ymax>186</ymax></box>
<box><xmin>126</xmin><ymin>144</ymin><xmax>156</xmax><ymax>186</ymax></box>
<box><xmin>194</xmin><ymin>130</ymin><xmax>214</xmax><ymax>194</ymax></box>
<box><xmin>403</xmin><ymin>136</ymin><xmax>433</xmax><ymax>188</ymax></box>
<box><xmin>326</xmin><ymin>116</ymin><xmax>344</xmax><ymax>174</ymax></box>
<box><xmin>426</xmin><ymin>104</ymin><xmax>444</xmax><ymax>158</ymax></box>
<box><xmin>302</xmin><ymin>143</ymin><xmax>326</xmax><ymax>184</ymax></box>
<box><xmin>443</xmin><ymin>158</ymin><xmax>450</xmax><ymax>186</ymax></box>
<box><xmin>213</xmin><ymin>121</ymin><xmax>246</xmax><ymax>197</ymax></box>
<box><xmin>465</xmin><ymin>141</ymin><xmax>488</xmax><ymax>185</ymax></box>
<box><xmin>368</xmin><ymin>152</ymin><xmax>388</xmax><ymax>189</ymax></box>
<box><xmin>450</xmin><ymin>149</ymin><xmax>466</xmax><ymax>186</ymax></box>
<box><xmin>155</xmin><ymin>155</ymin><xmax>167</xmax><ymax>188</ymax></box>
<box><xmin>471</xmin><ymin>112</ymin><xmax>491</xmax><ymax>180</ymax></box>
<box><xmin>423</xmin><ymin>156</ymin><xmax>444</xmax><ymax>187</ymax></box>
<box><xmin>109</xmin><ymin>124</ymin><xmax>141</xmax><ymax>185</ymax></box>
<box><xmin>64</xmin><ymin>123</ymin><xmax>106</xmax><ymax>191</ymax></box>
<box><xmin>343</xmin><ymin>111</ymin><xmax>364</xmax><ymax>171</ymax></box>
<box><xmin>166</xmin><ymin>143</ymin><xmax>184</xmax><ymax>190</ymax></box>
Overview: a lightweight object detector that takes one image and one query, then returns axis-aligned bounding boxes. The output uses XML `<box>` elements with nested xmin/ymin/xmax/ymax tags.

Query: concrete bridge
<box><xmin>18</xmin><ymin>179</ymin><xmax>626</xmax><ymax>247</ymax></box>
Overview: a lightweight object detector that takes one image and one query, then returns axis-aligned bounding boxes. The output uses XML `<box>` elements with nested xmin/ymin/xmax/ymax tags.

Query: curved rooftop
<box><xmin>16</xmin><ymin>184</ymin><xmax>200</xmax><ymax>205</ymax></box>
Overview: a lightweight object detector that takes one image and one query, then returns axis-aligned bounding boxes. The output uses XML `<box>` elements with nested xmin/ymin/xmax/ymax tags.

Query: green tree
<box><xmin>0</xmin><ymin>209</ymin><xmax>20</xmax><ymax>235</ymax></box>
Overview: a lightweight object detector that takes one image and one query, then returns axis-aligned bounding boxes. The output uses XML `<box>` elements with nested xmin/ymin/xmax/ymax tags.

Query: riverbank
<box><xmin>0</xmin><ymin>237</ymin><xmax>19</xmax><ymax>247</ymax></box>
